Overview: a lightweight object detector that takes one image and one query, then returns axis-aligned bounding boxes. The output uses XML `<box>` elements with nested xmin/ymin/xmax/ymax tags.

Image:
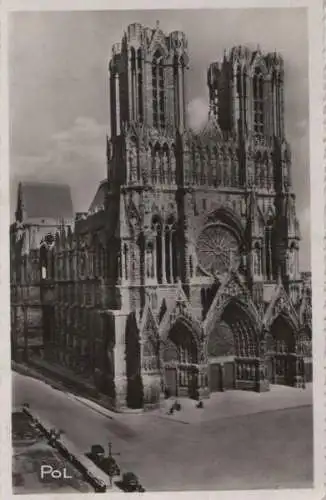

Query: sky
<box><xmin>9</xmin><ymin>8</ymin><xmax>310</xmax><ymax>270</ymax></box>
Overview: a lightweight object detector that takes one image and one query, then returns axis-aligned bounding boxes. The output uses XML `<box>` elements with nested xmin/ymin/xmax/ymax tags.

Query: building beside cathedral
<box><xmin>10</xmin><ymin>22</ymin><xmax>312</xmax><ymax>409</ymax></box>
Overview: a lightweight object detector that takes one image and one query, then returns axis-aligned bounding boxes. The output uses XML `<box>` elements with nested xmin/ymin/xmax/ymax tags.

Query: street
<box><xmin>13</xmin><ymin>371</ymin><xmax>313</xmax><ymax>491</ymax></box>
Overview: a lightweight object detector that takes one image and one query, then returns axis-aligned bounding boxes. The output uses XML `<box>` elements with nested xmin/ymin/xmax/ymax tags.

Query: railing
<box><xmin>235</xmin><ymin>357</ymin><xmax>267</xmax><ymax>391</ymax></box>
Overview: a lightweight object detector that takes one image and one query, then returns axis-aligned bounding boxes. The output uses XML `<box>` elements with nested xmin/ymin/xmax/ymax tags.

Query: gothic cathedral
<box><xmin>11</xmin><ymin>22</ymin><xmax>312</xmax><ymax>410</ymax></box>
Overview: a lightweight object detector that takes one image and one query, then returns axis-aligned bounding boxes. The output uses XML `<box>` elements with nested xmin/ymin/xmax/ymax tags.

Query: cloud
<box><xmin>11</xmin><ymin>117</ymin><xmax>108</xmax><ymax>218</ymax></box>
<box><xmin>186</xmin><ymin>97</ymin><xmax>209</xmax><ymax>131</ymax></box>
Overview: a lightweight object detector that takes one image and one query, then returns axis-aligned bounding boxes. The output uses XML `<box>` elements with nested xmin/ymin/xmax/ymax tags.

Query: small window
<box><xmin>202</xmin><ymin>199</ymin><xmax>207</xmax><ymax>211</ymax></box>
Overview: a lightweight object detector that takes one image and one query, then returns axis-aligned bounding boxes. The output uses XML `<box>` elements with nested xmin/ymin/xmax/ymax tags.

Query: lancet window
<box><xmin>152</xmin><ymin>215</ymin><xmax>177</xmax><ymax>284</ymax></box>
<box><xmin>123</xmin><ymin>243</ymin><xmax>129</xmax><ymax>280</ymax></box>
<box><xmin>137</xmin><ymin>49</ymin><xmax>143</xmax><ymax>122</ymax></box>
<box><xmin>253</xmin><ymin>68</ymin><xmax>264</xmax><ymax>136</ymax></box>
<box><xmin>264</xmin><ymin>223</ymin><xmax>274</xmax><ymax>281</ymax></box>
<box><xmin>152</xmin><ymin>50</ymin><xmax>165</xmax><ymax>129</ymax></box>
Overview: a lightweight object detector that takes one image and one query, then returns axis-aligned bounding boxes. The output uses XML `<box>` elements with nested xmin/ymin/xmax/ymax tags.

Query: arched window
<box><xmin>165</xmin><ymin>217</ymin><xmax>178</xmax><ymax>284</ymax></box>
<box><xmin>123</xmin><ymin>243</ymin><xmax>129</xmax><ymax>280</ymax></box>
<box><xmin>130</xmin><ymin>48</ymin><xmax>136</xmax><ymax>121</ymax></box>
<box><xmin>137</xmin><ymin>49</ymin><xmax>143</xmax><ymax>123</ymax></box>
<box><xmin>152</xmin><ymin>50</ymin><xmax>165</xmax><ymax>129</ymax></box>
<box><xmin>152</xmin><ymin>216</ymin><xmax>162</xmax><ymax>284</ymax></box>
<box><xmin>264</xmin><ymin>221</ymin><xmax>273</xmax><ymax>281</ymax></box>
<box><xmin>164</xmin><ymin>226</ymin><xmax>171</xmax><ymax>283</ymax></box>
<box><xmin>253</xmin><ymin>68</ymin><xmax>264</xmax><ymax>135</ymax></box>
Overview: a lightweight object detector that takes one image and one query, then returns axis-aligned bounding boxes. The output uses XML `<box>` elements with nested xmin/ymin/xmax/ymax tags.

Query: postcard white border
<box><xmin>0</xmin><ymin>1</ymin><xmax>324</xmax><ymax>499</ymax></box>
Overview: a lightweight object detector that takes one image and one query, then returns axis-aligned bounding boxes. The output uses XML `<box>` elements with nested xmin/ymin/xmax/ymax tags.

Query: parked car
<box><xmin>86</xmin><ymin>445</ymin><xmax>120</xmax><ymax>477</ymax></box>
<box><xmin>121</xmin><ymin>472</ymin><xmax>145</xmax><ymax>492</ymax></box>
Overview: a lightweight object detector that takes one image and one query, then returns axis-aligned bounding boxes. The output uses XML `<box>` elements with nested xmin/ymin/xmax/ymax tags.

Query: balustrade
<box><xmin>235</xmin><ymin>357</ymin><xmax>266</xmax><ymax>390</ymax></box>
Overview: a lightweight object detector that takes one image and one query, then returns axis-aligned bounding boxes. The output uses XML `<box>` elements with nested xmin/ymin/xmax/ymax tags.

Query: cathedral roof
<box><xmin>16</xmin><ymin>181</ymin><xmax>73</xmax><ymax>222</ymax></box>
<box><xmin>88</xmin><ymin>179</ymin><xmax>108</xmax><ymax>213</ymax></box>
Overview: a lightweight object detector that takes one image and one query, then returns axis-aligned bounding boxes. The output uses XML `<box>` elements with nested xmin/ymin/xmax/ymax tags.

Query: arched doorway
<box><xmin>163</xmin><ymin>320</ymin><xmax>199</xmax><ymax>398</ymax></box>
<box><xmin>206</xmin><ymin>299</ymin><xmax>264</xmax><ymax>392</ymax></box>
<box><xmin>267</xmin><ymin>315</ymin><xmax>298</xmax><ymax>386</ymax></box>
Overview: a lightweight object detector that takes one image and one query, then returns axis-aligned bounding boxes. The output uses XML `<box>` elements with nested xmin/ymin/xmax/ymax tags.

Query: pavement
<box><xmin>12</xmin><ymin>369</ymin><xmax>314</xmax><ymax>492</ymax></box>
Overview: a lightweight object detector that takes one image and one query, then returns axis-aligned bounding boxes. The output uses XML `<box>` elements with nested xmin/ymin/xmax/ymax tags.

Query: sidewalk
<box><xmin>153</xmin><ymin>384</ymin><xmax>313</xmax><ymax>424</ymax></box>
<box><xmin>21</xmin><ymin>406</ymin><xmax>121</xmax><ymax>492</ymax></box>
<box><xmin>12</xmin><ymin>410</ymin><xmax>93</xmax><ymax>494</ymax></box>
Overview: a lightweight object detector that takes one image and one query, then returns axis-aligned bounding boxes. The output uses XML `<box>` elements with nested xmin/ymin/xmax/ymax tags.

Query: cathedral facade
<box><xmin>11</xmin><ymin>22</ymin><xmax>312</xmax><ymax>409</ymax></box>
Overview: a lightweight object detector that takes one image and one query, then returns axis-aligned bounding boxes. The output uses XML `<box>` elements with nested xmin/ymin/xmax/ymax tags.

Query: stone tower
<box><xmin>207</xmin><ymin>46</ymin><xmax>301</xmax><ymax>303</ymax></box>
<box><xmin>107</xmin><ymin>22</ymin><xmax>189</xmax><ymax>312</ymax></box>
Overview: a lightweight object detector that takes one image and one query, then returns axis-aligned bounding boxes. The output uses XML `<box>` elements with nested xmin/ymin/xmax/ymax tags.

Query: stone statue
<box><xmin>154</xmin><ymin>151</ymin><xmax>160</xmax><ymax>184</ymax></box>
<box><xmin>163</xmin><ymin>153</ymin><xmax>169</xmax><ymax>184</ymax></box>
<box><xmin>129</xmin><ymin>147</ymin><xmax>138</xmax><ymax>183</ymax></box>
<box><xmin>171</xmin><ymin>152</ymin><xmax>176</xmax><ymax>184</ymax></box>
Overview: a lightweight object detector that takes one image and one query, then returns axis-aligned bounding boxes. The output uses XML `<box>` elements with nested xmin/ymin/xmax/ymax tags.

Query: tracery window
<box><xmin>253</xmin><ymin>68</ymin><xmax>264</xmax><ymax>136</ymax></box>
<box><xmin>196</xmin><ymin>224</ymin><xmax>241</xmax><ymax>276</ymax></box>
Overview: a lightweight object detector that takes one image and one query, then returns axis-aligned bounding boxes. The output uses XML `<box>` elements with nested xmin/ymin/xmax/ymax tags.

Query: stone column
<box><xmin>169</xmin><ymin>230</ymin><xmax>173</xmax><ymax>283</ymax></box>
<box><xmin>197</xmin><ymin>364</ymin><xmax>210</xmax><ymax>399</ymax></box>
<box><xmin>153</xmin><ymin>237</ymin><xmax>157</xmax><ymax>281</ymax></box>
<box><xmin>111</xmin><ymin>311</ymin><xmax>128</xmax><ymax>408</ymax></box>
<box><xmin>161</xmin><ymin>230</ymin><xmax>166</xmax><ymax>284</ymax></box>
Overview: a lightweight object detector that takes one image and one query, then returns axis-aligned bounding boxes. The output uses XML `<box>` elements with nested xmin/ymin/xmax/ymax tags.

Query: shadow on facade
<box><xmin>125</xmin><ymin>313</ymin><xmax>144</xmax><ymax>409</ymax></box>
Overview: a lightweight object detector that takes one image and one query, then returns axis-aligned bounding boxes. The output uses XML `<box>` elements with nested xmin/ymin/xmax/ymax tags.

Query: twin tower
<box><xmin>108</xmin><ymin>21</ymin><xmax>285</xmax><ymax>146</ymax></box>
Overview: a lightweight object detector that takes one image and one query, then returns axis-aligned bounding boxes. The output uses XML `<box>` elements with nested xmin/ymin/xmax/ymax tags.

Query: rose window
<box><xmin>196</xmin><ymin>224</ymin><xmax>241</xmax><ymax>275</ymax></box>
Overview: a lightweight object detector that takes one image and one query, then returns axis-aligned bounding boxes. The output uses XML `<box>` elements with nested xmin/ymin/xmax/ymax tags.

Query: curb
<box><xmin>22</xmin><ymin>406</ymin><xmax>114</xmax><ymax>493</ymax></box>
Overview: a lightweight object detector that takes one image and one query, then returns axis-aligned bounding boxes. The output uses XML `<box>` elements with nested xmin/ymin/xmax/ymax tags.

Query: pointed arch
<box><xmin>203</xmin><ymin>271</ymin><xmax>262</xmax><ymax>340</ymax></box>
<box><xmin>203</xmin><ymin>294</ymin><xmax>261</xmax><ymax>365</ymax></box>
<box><xmin>205</xmin><ymin>205</ymin><xmax>246</xmax><ymax>244</ymax></box>
<box><xmin>264</xmin><ymin>285</ymin><xmax>300</xmax><ymax>333</ymax></box>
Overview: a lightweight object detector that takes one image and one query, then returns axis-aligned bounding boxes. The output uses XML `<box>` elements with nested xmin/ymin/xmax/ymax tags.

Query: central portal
<box><xmin>163</xmin><ymin>320</ymin><xmax>199</xmax><ymax>398</ymax></box>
